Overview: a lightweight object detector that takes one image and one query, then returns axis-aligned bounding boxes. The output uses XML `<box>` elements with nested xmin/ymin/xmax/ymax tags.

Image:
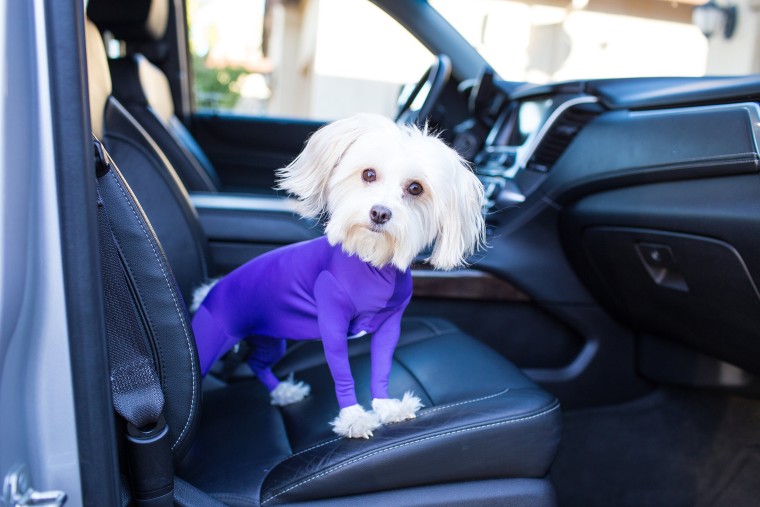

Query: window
<box><xmin>187</xmin><ymin>0</ymin><xmax>433</xmax><ymax>120</ymax></box>
<box><xmin>430</xmin><ymin>0</ymin><xmax>708</xmax><ymax>83</ymax></box>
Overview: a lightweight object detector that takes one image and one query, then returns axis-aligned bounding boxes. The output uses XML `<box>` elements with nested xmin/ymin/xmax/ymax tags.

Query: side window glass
<box><xmin>187</xmin><ymin>0</ymin><xmax>434</xmax><ymax>120</ymax></box>
<box><xmin>430</xmin><ymin>0</ymin><xmax>706</xmax><ymax>82</ymax></box>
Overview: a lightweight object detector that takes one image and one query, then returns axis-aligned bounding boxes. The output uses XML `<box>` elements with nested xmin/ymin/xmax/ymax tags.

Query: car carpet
<box><xmin>551</xmin><ymin>387</ymin><xmax>760</xmax><ymax>507</ymax></box>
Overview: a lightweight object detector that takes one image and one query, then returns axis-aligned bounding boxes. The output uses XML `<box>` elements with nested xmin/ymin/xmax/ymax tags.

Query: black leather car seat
<box><xmin>85</xmin><ymin>12</ymin><xmax>562</xmax><ymax>507</ymax></box>
<box><xmin>88</xmin><ymin>0</ymin><xmax>221</xmax><ymax>192</ymax></box>
<box><xmin>85</xmin><ymin>14</ymin><xmax>210</xmax><ymax>303</ymax></box>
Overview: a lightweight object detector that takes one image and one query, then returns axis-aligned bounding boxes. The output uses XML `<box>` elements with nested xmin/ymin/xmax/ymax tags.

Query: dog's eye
<box><xmin>407</xmin><ymin>181</ymin><xmax>424</xmax><ymax>196</ymax></box>
<box><xmin>362</xmin><ymin>169</ymin><xmax>377</xmax><ymax>183</ymax></box>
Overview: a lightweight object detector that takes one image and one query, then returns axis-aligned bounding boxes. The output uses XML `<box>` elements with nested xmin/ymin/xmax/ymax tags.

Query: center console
<box><xmin>474</xmin><ymin>93</ymin><xmax>601</xmax><ymax>211</ymax></box>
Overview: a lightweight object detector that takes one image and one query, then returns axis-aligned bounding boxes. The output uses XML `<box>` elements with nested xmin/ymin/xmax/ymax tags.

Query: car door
<box><xmin>1</xmin><ymin>1</ymin><xmax>118</xmax><ymax>505</ymax></box>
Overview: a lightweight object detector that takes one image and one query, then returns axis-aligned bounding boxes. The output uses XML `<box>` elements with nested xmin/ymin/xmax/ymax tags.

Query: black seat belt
<box><xmin>94</xmin><ymin>137</ymin><xmax>174</xmax><ymax>507</ymax></box>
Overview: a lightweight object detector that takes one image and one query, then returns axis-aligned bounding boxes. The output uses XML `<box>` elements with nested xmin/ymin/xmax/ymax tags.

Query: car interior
<box><xmin>23</xmin><ymin>0</ymin><xmax>760</xmax><ymax>505</ymax></box>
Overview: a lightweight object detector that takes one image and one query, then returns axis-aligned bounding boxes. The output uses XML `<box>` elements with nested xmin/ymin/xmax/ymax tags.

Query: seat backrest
<box><xmin>88</xmin><ymin>0</ymin><xmax>221</xmax><ymax>192</ymax></box>
<box><xmin>85</xmin><ymin>16</ymin><xmax>211</xmax><ymax>304</ymax></box>
<box><xmin>95</xmin><ymin>140</ymin><xmax>202</xmax><ymax>464</ymax></box>
<box><xmin>86</xmin><ymin>18</ymin><xmax>202</xmax><ymax>462</ymax></box>
<box><xmin>101</xmin><ymin>95</ymin><xmax>212</xmax><ymax>302</ymax></box>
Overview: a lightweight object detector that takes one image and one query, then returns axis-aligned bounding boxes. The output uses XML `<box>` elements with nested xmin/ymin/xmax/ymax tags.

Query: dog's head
<box><xmin>277</xmin><ymin>113</ymin><xmax>486</xmax><ymax>270</ymax></box>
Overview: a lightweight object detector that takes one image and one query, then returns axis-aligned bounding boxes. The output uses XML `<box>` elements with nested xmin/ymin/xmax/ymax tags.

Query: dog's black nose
<box><xmin>370</xmin><ymin>205</ymin><xmax>392</xmax><ymax>225</ymax></box>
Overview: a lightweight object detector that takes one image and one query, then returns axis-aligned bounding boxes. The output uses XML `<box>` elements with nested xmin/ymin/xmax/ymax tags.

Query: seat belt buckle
<box><xmin>125</xmin><ymin>414</ymin><xmax>174</xmax><ymax>507</ymax></box>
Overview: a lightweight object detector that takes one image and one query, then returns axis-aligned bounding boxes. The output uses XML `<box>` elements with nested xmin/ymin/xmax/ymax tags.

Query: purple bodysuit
<box><xmin>192</xmin><ymin>236</ymin><xmax>413</xmax><ymax>408</ymax></box>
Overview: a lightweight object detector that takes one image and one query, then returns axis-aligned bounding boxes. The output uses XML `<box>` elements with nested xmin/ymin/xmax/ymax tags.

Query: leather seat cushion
<box><xmin>177</xmin><ymin>317</ymin><xmax>561</xmax><ymax>506</ymax></box>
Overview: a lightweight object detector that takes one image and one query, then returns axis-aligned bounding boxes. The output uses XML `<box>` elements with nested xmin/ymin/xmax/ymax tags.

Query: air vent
<box><xmin>526</xmin><ymin>104</ymin><xmax>601</xmax><ymax>173</ymax></box>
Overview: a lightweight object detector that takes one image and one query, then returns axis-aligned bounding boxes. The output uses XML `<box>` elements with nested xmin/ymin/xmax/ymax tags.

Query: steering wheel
<box><xmin>395</xmin><ymin>54</ymin><xmax>452</xmax><ymax>125</ymax></box>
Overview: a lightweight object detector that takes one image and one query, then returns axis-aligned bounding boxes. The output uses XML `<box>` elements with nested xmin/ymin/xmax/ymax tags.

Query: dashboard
<box><xmin>473</xmin><ymin>92</ymin><xmax>601</xmax><ymax>210</ymax></box>
<box><xmin>466</xmin><ymin>74</ymin><xmax>760</xmax><ymax>214</ymax></box>
<box><xmin>461</xmin><ymin>72</ymin><xmax>760</xmax><ymax>377</ymax></box>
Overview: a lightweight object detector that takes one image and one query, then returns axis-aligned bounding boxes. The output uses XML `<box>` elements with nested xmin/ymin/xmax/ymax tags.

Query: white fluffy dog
<box><xmin>191</xmin><ymin>113</ymin><xmax>486</xmax><ymax>438</ymax></box>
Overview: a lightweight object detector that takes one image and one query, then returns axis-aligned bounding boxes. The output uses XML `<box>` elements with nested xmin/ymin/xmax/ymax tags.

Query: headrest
<box><xmin>87</xmin><ymin>0</ymin><xmax>169</xmax><ymax>42</ymax></box>
<box><xmin>110</xmin><ymin>54</ymin><xmax>175</xmax><ymax>123</ymax></box>
<box><xmin>85</xmin><ymin>19</ymin><xmax>112</xmax><ymax>138</ymax></box>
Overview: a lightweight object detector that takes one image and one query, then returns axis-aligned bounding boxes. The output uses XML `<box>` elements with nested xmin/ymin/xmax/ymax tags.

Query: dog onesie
<box><xmin>192</xmin><ymin>235</ymin><xmax>412</xmax><ymax>410</ymax></box>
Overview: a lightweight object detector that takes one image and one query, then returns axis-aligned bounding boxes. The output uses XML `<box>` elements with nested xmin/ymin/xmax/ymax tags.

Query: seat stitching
<box><xmin>261</xmin><ymin>403</ymin><xmax>561</xmax><ymax>505</ymax></box>
<box><xmin>102</xmin><ymin>192</ymin><xmax>165</xmax><ymax>386</ymax></box>
<box><xmin>273</xmin><ymin>389</ymin><xmax>511</xmax><ymax>469</ymax></box>
<box><xmin>109</xmin><ymin>171</ymin><xmax>197</xmax><ymax>451</ymax></box>
<box><xmin>285</xmin><ymin>437</ymin><xmax>344</xmax><ymax>461</ymax></box>
<box><xmin>419</xmin><ymin>388</ymin><xmax>510</xmax><ymax>415</ymax></box>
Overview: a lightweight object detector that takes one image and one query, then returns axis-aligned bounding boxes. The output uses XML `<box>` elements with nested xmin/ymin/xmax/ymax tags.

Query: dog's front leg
<box><xmin>369</xmin><ymin>308</ymin><xmax>423</xmax><ymax>424</ymax></box>
<box><xmin>322</xmin><ymin>334</ymin><xmax>380</xmax><ymax>438</ymax></box>
<box><xmin>315</xmin><ymin>271</ymin><xmax>379</xmax><ymax>438</ymax></box>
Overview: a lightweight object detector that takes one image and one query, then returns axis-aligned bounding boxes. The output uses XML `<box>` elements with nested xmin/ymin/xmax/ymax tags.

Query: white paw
<box><xmin>270</xmin><ymin>377</ymin><xmax>311</xmax><ymax>406</ymax></box>
<box><xmin>330</xmin><ymin>404</ymin><xmax>381</xmax><ymax>439</ymax></box>
<box><xmin>372</xmin><ymin>392</ymin><xmax>423</xmax><ymax>424</ymax></box>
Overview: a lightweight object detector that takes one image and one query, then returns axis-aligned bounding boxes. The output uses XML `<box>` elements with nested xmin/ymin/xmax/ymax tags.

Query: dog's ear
<box><xmin>428</xmin><ymin>150</ymin><xmax>486</xmax><ymax>270</ymax></box>
<box><xmin>276</xmin><ymin>114</ymin><xmax>390</xmax><ymax>218</ymax></box>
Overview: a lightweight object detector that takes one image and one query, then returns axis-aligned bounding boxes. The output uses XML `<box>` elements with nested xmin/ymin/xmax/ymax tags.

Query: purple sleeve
<box><xmin>369</xmin><ymin>297</ymin><xmax>411</xmax><ymax>400</ymax></box>
<box><xmin>314</xmin><ymin>270</ymin><xmax>358</xmax><ymax>408</ymax></box>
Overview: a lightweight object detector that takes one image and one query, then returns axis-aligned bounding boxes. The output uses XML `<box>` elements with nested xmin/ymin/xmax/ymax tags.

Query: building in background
<box><xmin>187</xmin><ymin>0</ymin><xmax>750</xmax><ymax>120</ymax></box>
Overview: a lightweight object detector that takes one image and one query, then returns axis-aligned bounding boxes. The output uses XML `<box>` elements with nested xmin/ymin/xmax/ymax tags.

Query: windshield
<box><xmin>430</xmin><ymin>0</ymin><xmax>730</xmax><ymax>83</ymax></box>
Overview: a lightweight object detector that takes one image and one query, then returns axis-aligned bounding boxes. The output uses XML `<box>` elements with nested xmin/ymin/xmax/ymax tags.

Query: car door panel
<box><xmin>190</xmin><ymin>192</ymin><xmax>322</xmax><ymax>274</ymax></box>
<box><xmin>190</xmin><ymin>113</ymin><xmax>325</xmax><ymax>194</ymax></box>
